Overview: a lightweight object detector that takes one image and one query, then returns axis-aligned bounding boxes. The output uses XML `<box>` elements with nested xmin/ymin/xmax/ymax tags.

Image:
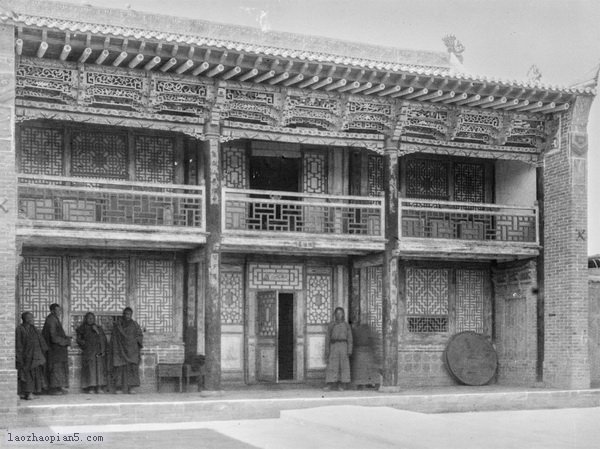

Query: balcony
<box><xmin>222</xmin><ymin>188</ymin><xmax>385</xmax><ymax>254</ymax></box>
<box><xmin>17</xmin><ymin>174</ymin><xmax>206</xmax><ymax>249</ymax></box>
<box><xmin>398</xmin><ymin>199</ymin><xmax>539</xmax><ymax>259</ymax></box>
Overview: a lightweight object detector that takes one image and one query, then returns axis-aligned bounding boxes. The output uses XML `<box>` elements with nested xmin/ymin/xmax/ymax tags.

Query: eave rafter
<box><xmin>11</xmin><ymin>24</ymin><xmax>591</xmax><ymax>117</ymax></box>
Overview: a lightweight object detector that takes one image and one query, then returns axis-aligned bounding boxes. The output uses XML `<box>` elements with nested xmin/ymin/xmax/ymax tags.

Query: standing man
<box><xmin>42</xmin><ymin>303</ymin><xmax>72</xmax><ymax>395</ymax></box>
<box><xmin>111</xmin><ymin>307</ymin><xmax>143</xmax><ymax>394</ymax></box>
<box><xmin>76</xmin><ymin>312</ymin><xmax>108</xmax><ymax>394</ymax></box>
<box><xmin>16</xmin><ymin>311</ymin><xmax>48</xmax><ymax>400</ymax></box>
<box><xmin>324</xmin><ymin>307</ymin><xmax>353</xmax><ymax>391</ymax></box>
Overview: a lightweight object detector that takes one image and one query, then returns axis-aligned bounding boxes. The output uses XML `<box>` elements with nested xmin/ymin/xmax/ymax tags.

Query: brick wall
<box><xmin>589</xmin><ymin>277</ymin><xmax>600</xmax><ymax>387</ymax></box>
<box><xmin>0</xmin><ymin>23</ymin><xmax>17</xmax><ymax>423</ymax></box>
<box><xmin>542</xmin><ymin>98</ymin><xmax>592</xmax><ymax>389</ymax></box>
<box><xmin>492</xmin><ymin>260</ymin><xmax>538</xmax><ymax>385</ymax></box>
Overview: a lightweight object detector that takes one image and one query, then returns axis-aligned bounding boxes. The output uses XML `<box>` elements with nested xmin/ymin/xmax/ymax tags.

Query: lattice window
<box><xmin>454</xmin><ymin>163</ymin><xmax>485</xmax><ymax>203</ymax></box>
<box><xmin>71</xmin><ymin>131</ymin><xmax>128</xmax><ymax>179</ymax></box>
<box><xmin>406</xmin><ymin>267</ymin><xmax>449</xmax><ymax>333</ymax></box>
<box><xmin>222</xmin><ymin>145</ymin><xmax>248</xmax><ymax>188</ymax></box>
<box><xmin>302</xmin><ymin>151</ymin><xmax>328</xmax><ymax>194</ymax></box>
<box><xmin>405</xmin><ymin>159</ymin><xmax>449</xmax><ymax>200</ymax></box>
<box><xmin>368</xmin><ymin>155</ymin><xmax>384</xmax><ymax>196</ymax></box>
<box><xmin>19</xmin><ymin>126</ymin><xmax>64</xmax><ymax>175</ymax></box>
<box><xmin>135</xmin><ymin>135</ymin><xmax>174</xmax><ymax>183</ymax></box>
<box><xmin>366</xmin><ymin>266</ymin><xmax>383</xmax><ymax>358</ymax></box>
<box><xmin>135</xmin><ymin>259</ymin><xmax>174</xmax><ymax>334</ymax></box>
<box><xmin>456</xmin><ymin>269</ymin><xmax>485</xmax><ymax>333</ymax></box>
<box><xmin>307</xmin><ymin>270</ymin><xmax>332</xmax><ymax>324</ymax></box>
<box><xmin>19</xmin><ymin>256</ymin><xmax>62</xmax><ymax>328</ymax></box>
<box><xmin>220</xmin><ymin>271</ymin><xmax>244</xmax><ymax>324</ymax></box>
<box><xmin>70</xmin><ymin>257</ymin><xmax>128</xmax><ymax>314</ymax></box>
<box><xmin>257</xmin><ymin>291</ymin><xmax>277</xmax><ymax>337</ymax></box>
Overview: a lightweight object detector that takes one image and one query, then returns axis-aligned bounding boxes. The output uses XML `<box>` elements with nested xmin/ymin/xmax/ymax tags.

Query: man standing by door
<box><xmin>42</xmin><ymin>303</ymin><xmax>72</xmax><ymax>395</ymax></box>
<box><xmin>324</xmin><ymin>307</ymin><xmax>353</xmax><ymax>391</ymax></box>
<box><xmin>111</xmin><ymin>307</ymin><xmax>143</xmax><ymax>394</ymax></box>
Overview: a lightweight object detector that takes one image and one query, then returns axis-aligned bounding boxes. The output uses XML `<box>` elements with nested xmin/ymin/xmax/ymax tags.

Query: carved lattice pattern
<box><xmin>225</xmin><ymin>190</ymin><xmax>383</xmax><ymax>236</ymax></box>
<box><xmin>303</xmin><ymin>151</ymin><xmax>328</xmax><ymax>194</ymax></box>
<box><xmin>19</xmin><ymin>126</ymin><xmax>64</xmax><ymax>176</ymax></box>
<box><xmin>18</xmin><ymin>175</ymin><xmax>204</xmax><ymax>228</ymax></box>
<box><xmin>81</xmin><ymin>69</ymin><xmax>145</xmax><ymax>110</ymax></box>
<box><xmin>16</xmin><ymin>61</ymin><xmax>77</xmax><ymax>104</ymax></box>
<box><xmin>249</xmin><ymin>264</ymin><xmax>303</xmax><ymax>290</ymax></box>
<box><xmin>71</xmin><ymin>131</ymin><xmax>128</xmax><ymax>179</ymax></box>
<box><xmin>223</xmin><ymin>146</ymin><xmax>248</xmax><ymax>188</ymax></box>
<box><xmin>135</xmin><ymin>135</ymin><xmax>174</xmax><ymax>183</ymax></box>
<box><xmin>257</xmin><ymin>291</ymin><xmax>277</xmax><ymax>337</ymax></box>
<box><xmin>368</xmin><ymin>155</ymin><xmax>384</xmax><ymax>197</ymax></box>
<box><xmin>400</xmin><ymin>200</ymin><xmax>537</xmax><ymax>242</ymax></box>
<box><xmin>454</xmin><ymin>163</ymin><xmax>484</xmax><ymax>203</ymax></box>
<box><xmin>19</xmin><ymin>256</ymin><xmax>62</xmax><ymax>329</ymax></box>
<box><xmin>70</xmin><ymin>257</ymin><xmax>128</xmax><ymax>313</ymax></box>
<box><xmin>456</xmin><ymin>269</ymin><xmax>485</xmax><ymax>333</ymax></box>
<box><xmin>406</xmin><ymin>267</ymin><xmax>449</xmax><ymax>333</ymax></box>
<box><xmin>135</xmin><ymin>259</ymin><xmax>174</xmax><ymax>334</ymax></box>
<box><xmin>405</xmin><ymin>159</ymin><xmax>449</xmax><ymax>200</ymax></box>
<box><xmin>366</xmin><ymin>266</ymin><xmax>383</xmax><ymax>359</ymax></box>
<box><xmin>151</xmin><ymin>78</ymin><xmax>208</xmax><ymax>116</ymax></box>
<box><xmin>220</xmin><ymin>271</ymin><xmax>244</xmax><ymax>324</ymax></box>
<box><xmin>307</xmin><ymin>271</ymin><xmax>332</xmax><ymax>324</ymax></box>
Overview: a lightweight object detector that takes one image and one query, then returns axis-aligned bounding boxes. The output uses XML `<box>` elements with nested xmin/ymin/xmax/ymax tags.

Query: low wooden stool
<box><xmin>157</xmin><ymin>363</ymin><xmax>183</xmax><ymax>393</ymax></box>
<box><xmin>183</xmin><ymin>355</ymin><xmax>205</xmax><ymax>392</ymax></box>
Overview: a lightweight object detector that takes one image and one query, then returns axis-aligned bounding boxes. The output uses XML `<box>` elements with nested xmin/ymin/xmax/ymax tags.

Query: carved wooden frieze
<box><xmin>400</xmin><ymin>103</ymin><xmax>450</xmax><ymax>141</ymax></box>
<box><xmin>453</xmin><ymin>110</ymin><xmax>502</xmax><ymax>144</ymax></box>
<box><xmin>283</xmin><ymin>92</ymin><xmax>341</xmax><ymax>131</ymax></box>
<box><xmin>150</xmin><ymin>73</ymin><xmax>210</xmax><ymax>117</ymax></box>
<box><xmin>16</xmin><ymin>58</ymin><xmax>78</xmax><ymax>104</ymax></box>
<box><xmin>222</xmin><ymin>87</ymin><xmax>280</xmax><ymax>126</ymax></box>
<box><xmin>343</xmin><ymin>96</ymin><xmax>394</xmax><ymax>134</ymax></box>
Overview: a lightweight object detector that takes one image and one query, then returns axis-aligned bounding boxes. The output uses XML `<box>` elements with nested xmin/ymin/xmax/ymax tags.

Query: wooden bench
<box><xmin>156</xmin><ymin>363</ymin><xmax>183</xmax><ymax>393</ymax></box>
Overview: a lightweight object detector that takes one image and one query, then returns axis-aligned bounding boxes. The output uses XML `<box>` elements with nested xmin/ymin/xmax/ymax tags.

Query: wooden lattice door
<box><xmin>256</xmin><ymin>291</ymin><xmax>278</xmax><ymax>382</ymax></box>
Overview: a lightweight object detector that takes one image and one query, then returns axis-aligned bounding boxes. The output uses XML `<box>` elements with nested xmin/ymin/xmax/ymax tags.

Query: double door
<box><xmin>256</xmin><ymin>291</ymin><xmax>295</xmax><ymax>382</ymax></box>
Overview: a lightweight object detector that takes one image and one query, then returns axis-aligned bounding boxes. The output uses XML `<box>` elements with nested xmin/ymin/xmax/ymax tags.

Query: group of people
<box><xmin>16</xmin><ymin>304</ymin><xmax>144</xmax><ymax>400</ymax></box>
<box><xmin>324</xmin><ymin>307</ymin><xmax>381</xmax><ymax>391</ymax></box>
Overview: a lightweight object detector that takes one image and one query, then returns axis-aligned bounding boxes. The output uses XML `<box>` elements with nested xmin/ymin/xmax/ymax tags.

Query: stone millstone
<box><xmin>444</xmin><ymin>331</ymin><xmax>498</xmax><ymax>386</ymax></box>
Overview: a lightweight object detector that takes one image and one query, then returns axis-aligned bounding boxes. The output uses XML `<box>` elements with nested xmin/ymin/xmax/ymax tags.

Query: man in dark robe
<box><xmin>16</xmin><ymin>311</ymin><xmax>48</xmax><ymax>400</ymax></box>
<box><xmin>111</xmin><ymin>307</ymin><xmax>143</xmax><ymax>394</ymax></box>
<box><xmin>76</xmin><ymin>312</ymin><xmax>108</xmax><ymax>394</ymax></box>
<box><xmin>42</xmin><ymin>303</ymin><xmax>72</xmax><ymax>395</ymax></box>
<box><xmin>351</xmin><ymin>322</ymin><xmax>381</xmax><ymax>390</ymax></box>
<box><xmin>324</xmin><ymin>307</ymin><xmax>353</xmax><ymax>391</ymax></box>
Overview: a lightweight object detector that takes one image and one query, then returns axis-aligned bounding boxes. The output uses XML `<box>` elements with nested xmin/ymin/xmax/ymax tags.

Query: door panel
<box><xmin>256</xmin><ymin>291</ymin><xmax>278</xmax><ymax>382</ymax></box>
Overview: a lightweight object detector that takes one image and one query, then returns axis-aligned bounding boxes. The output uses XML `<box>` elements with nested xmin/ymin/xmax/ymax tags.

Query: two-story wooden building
<box><xmin>0</xmin><ymin>0</ymin><xmax>596</xmax><ymax>414</ymax></box>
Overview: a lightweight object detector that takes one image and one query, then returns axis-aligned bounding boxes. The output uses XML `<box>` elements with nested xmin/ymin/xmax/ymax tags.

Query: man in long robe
<box><xmin>324</xmin><ymin>307</ymin><xmax>353</xmax><ymax>391</ymax></box>
<box><xmin>111</xmin><ymin>307</ymin><xmax>143</xmax><ymax>394</ymax></box>
<box><xmin>42</xmin><ymin>303</ymin><xmax>72</xmax><ymax>395</ymax></box>
<box><xmin>76</xmin><ymin>312</ymin><xmax>108</xmax><ymax>394</ymax></box>
<box><xmin>351</xmin><ymin>322</ymin><xmax>381</xmax><ymax>389</ymax></box>
<box><xmin>16</xmin><ymin>312</ymin><xmax>48</xmax><ymax>400</ymax></box>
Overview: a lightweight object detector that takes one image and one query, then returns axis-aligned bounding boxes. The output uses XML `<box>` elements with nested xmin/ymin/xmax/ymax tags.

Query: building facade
<box><xmin>0</xmin><ymin>0</ymin><xmax>596</xmax><ymax>418</ymax></box>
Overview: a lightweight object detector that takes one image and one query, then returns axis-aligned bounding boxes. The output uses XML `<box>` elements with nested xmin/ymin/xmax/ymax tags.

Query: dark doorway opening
<box><xmin>278</xmin><ymin>293</ymin><xmax>294</xmax><ymax>381</ymax></box>
<box><xmin>249</xmin><ymin>156</ymin><xmax>300</xmax><ymax>192</ymax></box>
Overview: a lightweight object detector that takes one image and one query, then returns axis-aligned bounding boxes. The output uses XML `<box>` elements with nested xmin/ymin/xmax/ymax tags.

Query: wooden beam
<box><xmin>192</xmin><ymin>61</ymin><xmax>210</xmax><ymax>76</ymax></box>
<box><xmin>269</xmin><ymin>72</ymin><xmax>289</xmax><ymax>85</ymax></box>
<box><xmin>128</xmin><ymin>53</ymin><xmax>145</xmax><ymax>68</ymax></box>
<box><xmin>530</xmin><ymin>102</ymin><xmax>562</xmax><ymax>113</ymax></box>
<box><xmin>283</xmin><ymin>73</ymin><xmax>303</xmax><ymax>86</ymax></box>
<box><xmin>59</xmin><ymin>44</ymin><xmax>71</xmax><ymax>61</ymax></box>
<box><xmin>417</xmin><ymin>90</ymin><xmax>443</xmax><ymax>101</ymax></box>
<box><xmin>15</xmin><ymin>38</ymin><xmax>23</xmax><ymax>55</ymax></box>
<box><xmin>493</xmin><ymin>98</ymin><xmax>518</xmax><ymax>110</ymax></box>
<box><xmin>390</xmin><ymin>86</ymin><xmax>414</xmax><ymax>98</ymax></box>
<box><xmin>504</xmin><ymin>99</ymin><xmax>526</xmax><ymax>111</ymax></box>
<box><xmin>175</xmin><ymin>59</ymin><xmax>194</xmax><ymax>74</ymax></box>
<box><xmin>516</xmin><ymin>100</ymin><xmax>543</xmax><ymax>112</ymax></box>
<box><xmin>404</xmin><ymin>88</ymin><xmax>428</xmax><ymax>100</ymax></box>
<box><xmin>78</xmin><ymin>47</ymin><xmax>92</xmax><ymax>63</ymax></box>
<box><xmin>325</xmin><ymin>79</ymin><xmax>347</xmax><ymax>91</ymax></box>
<box><xmin>299</xmin><ymin>75</ymin><xmax>319</xmax><ymax>88</ymax></box>
<box><xmin>364</xmin><ymin>83</ymin><xmax>386</xmax><ymax>95</ymax></box>
<box><xmin>111</xmin><ymin>51</ymin><xmax>128</xmax><ymax>67</ymax></box>
<box><xmin>143</xmin><ymin>56</ymin><xmax>161</xmax><ymax>70</ymax></box>
<box><xmin>239</xmin><ymin>68</ymin><xmax>259</xmax><ymax>81</ymax></box>
<box><xmin>254</xmin><ymin>70</ymin><xmax>275</xmax><ymax>83</ymax></box>
<box><xmin>378</xmin><ymin>85</ymin><xmax>401</xmax><ymax>97</ymax></box>
<box><xmin>36</xmin><ymin>41</ymin><xmax>48</xmax><ymax>58</ymax></box>
<box><xmin>338</xmin><ymin>81</ymin><xmax>360</xmax><ymax>92</ymax></box>
<box><xmin>159</xmin><ymin>58</ymin><xmax>177</xmax><ymax>72</ymax></box>
<box><xmin>95</xmin><ymin>49</ymin><xmax>109</xmax><ymax>65</ymax></box>
<box><xmin>444</xmin><ymin>92</ymin><xmax>467</xmax><ymax>104</ymax></box>
<box><xmin>221</xmin><ymin>66</ymin><xmax>241</xmax><ymax>80</ymax></box>
<box><xmin>481</xmin><ymin>97</ymin><xmax>507</xmax><ymax>109</ymax></box>
<box><xmin>311</xmin><ymin>77</ymin><xmax>333</xmax><ymax>89</ymax></box>
<box><xmin>469</xmin><ymin>95</ymin><xmax>495</xmax><ymax>107</ymax></box>
<box><xmin>350</xmin><ymin>82</ymin><xmax>372</xmax><ymax>94</ymax></box>
<box><xmin>455</xmin><ymin>94</ymin><xmax>481</xmax><ymax>105</ymax></box>
<box><xmin>430</xmin><ymin>91</ymin><xmax>455</xmax><ymax>102</ymax></box>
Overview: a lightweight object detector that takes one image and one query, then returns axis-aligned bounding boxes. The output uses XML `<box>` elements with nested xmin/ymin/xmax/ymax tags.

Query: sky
<box><xmin>58</xmin><ymin>0</ymin><xmax>600</xmax><ymax>254</ymax></box>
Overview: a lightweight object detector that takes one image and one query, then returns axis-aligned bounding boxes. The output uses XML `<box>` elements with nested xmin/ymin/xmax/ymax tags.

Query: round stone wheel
<box><xmin>444</xmin><ymin>331</ymin><xmax>498</xmax><ymax>386</ymax></box>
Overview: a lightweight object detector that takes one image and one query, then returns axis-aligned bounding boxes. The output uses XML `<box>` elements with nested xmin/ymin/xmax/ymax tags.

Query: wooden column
<box><xmin>202</xmin><ymin>127</ymin><xmax>222</xmax><ymax>389</ymax></box>
<box><xmin>382</xmin><ymin>139</ymin><xmax>399</xmax><ymax>386</ymax></box>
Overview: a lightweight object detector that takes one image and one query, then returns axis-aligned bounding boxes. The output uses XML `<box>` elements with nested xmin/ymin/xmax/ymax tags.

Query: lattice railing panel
<box><xmin>19</xmin><ymin>256</ymin><xmax>62</xmax><ymax>329</ymax></box>
<box><xmin>400</xmin><ymin>199</ymin><xmax>537</xmax><ymax>243</ymax></box>
<box><xmin>136</xmin><ymin>259</ymin><xmax>174</xmax><ymax>334</ymax></box>
<box><xmin>224</xmin><ymin>188</ymin><xmax>383</xmax><ymax>237</ymax></box>
<box><xmin>18</xmin><ymin>174</ymin><xmax>204</xmax><ymax>229</ymax></box>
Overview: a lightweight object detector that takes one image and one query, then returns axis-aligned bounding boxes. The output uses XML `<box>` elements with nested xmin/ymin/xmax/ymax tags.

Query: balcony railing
<box><xmin>399</xmin><ymin>199</ymin><xmax>538</xmax><ymax>244</ymax></box>
<box><xmin>18</xmin><ymin>174</ymin><xmax>205</xmax><ymax>231</ymax></box>
<box><xmin>223</xmin><ymin>188</ymin><xmax>385</xmax><ymax>237</ymax></box>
